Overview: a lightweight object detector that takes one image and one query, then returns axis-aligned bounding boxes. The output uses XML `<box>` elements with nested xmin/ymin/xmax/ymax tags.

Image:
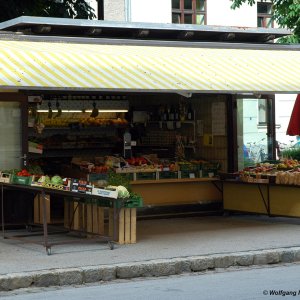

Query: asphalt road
<box><xmin>2</xmin><ymin>263</ymin><xmax>300</xmax><ymax>300</ymax></box>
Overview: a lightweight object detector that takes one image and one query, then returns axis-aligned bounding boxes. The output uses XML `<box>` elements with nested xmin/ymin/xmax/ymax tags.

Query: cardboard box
<box><xmin>71</xmin><ymin>179</ymin><xmax>93</xmax><ymax>194</ymax></box>
<box><xmin>0</xmin><ymin>172</ymin><xmax>11</xmax><ymax>183</ymax></box>
<box><xmin>31</xmin><ymin>174</ymin><xmax>45</xmax><ymax>187</ymax></box>
<box><xmin>41</xmin><ymin>177</ymin><xmax>71</xmax><ymax>191</ymax></box>
<box><xmin>92</xmin><ymin>187</ymin><xmax>118</xmax><ymax>199</ymax></box>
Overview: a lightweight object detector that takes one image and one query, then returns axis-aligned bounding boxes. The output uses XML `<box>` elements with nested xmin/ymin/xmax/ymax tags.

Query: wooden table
<box><xmin>1</xmin><ymin>183</ymin><xmax>120</xmax><ymax>255</ymax></box>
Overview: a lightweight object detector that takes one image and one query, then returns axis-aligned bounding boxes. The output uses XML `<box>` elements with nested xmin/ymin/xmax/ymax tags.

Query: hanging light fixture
<box><xmin>90</xmin><ymin>101</ymin><xmax>99</xmax><ymax>117</ymax></box>
<box><xmin>54</xmin><ymin>99</ymin><xmax>62</xmax><ymax>118</ymax></box>
<box><xmin>47</xmin><ymin>101</ymin><xmax>52</xmax><ymax>119</ymax></box>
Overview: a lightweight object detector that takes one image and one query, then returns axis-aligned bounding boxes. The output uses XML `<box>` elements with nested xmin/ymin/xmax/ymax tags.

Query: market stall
<box><xmin>223</xmin><ymin>160</ymin><xmax>300</xmax><ymax>217</ymax></box>
<box><xmin>0</xmin><ymin>173</ymin><xmax>141</xmax><ymax>253</ymax></box>
<box><xmin>0</xmin><ymin>17</ymin><xmax>300</xmax><ymax>234</ymax></box>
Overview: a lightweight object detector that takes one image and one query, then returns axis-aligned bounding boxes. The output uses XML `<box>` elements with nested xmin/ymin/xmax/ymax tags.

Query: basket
<box><xmin>11</xmin><ymin>175</ymin><xmax>32</xmax><ymax>185</ymax></box>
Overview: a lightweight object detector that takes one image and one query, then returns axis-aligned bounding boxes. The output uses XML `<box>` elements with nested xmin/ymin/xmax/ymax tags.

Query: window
<box><xmin>172</xmin><ymin>0</ymin><xmax>206</xmax><ymax>25</ymax></box>
<box><xmin>257</xmin><ymin>1</ymin><xmax>273</xmax><ymax>28</ymax></box>
<box><xmin>258</xmin><ymin>98</ymin><xmax>267</xmax><ymax>125</ymax></box>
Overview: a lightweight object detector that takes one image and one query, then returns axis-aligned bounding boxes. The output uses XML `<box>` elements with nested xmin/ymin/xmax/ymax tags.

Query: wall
<box><xmin>207</xmin><ymin>0</ymin><xmax>257</xmax><ymax>27</ymax></box>
<box><xmin>275</xmin><ymin>94</ymin><xmax>298</xmax><ymax>145</ymax></box>
<box><xmin>104</xmin><ymin>0</ymin><xmax>126</xmax><ymax>21</ymax></box>
<box><xmin>129</xmin><ymin>0</ymin><xmax>172</xmax><ymax>23</ymax></box>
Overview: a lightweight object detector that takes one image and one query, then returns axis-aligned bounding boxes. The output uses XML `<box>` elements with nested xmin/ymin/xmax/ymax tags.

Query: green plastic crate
<box><xmin>179</xmin><ymin>163</ymin><xmax>198</xmax><ymax>172</ymax></box>
<box><xmin>11</xmin><ymin>175</ymin><xmax>32</xmax><ymax>185</ymax></box>
<box><xmin>124</xmin><ymin>197</ymin><xmax>143</xmax><ymax>208</ymax></box>
<box><xmin>96</xmin><ymin>198</ymin><xmax>114</xmax><ymax>208</ymax></box>
<box><xmin>136</xmin><ymin>172</ymin><xmax>156</xmax><ymax>180</ymax></box>
<box><xmin>180</xmin><ymin>170</ymin><xmax>198</xmax><ymax>179</ymax></box>
<box><xmin>159</xmin><ymin>171</ymin><xmax>178</xmax><ymax>179</ymax></box>
<box><xmin>201</xmin><ymin>162</ymin><xmax>221</xmax><ymax>178</ymax></box>
<box><xmin>115</xmin><ymin>197</ymin><xmax>143</xmax><ymax>208</ymax></box>
<box><xmin>88</xmin><ymin>173</ymin><xmax>108</xmax><ymax>182</ymax></box>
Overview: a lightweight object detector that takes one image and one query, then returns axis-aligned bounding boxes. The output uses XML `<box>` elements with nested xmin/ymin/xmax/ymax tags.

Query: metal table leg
<box><xmin>1</xmin><ymin>184</ymin><xmax>5</xmax><ymax>239</ymax></box>
<box><xmin>41</xmin><ymin>191</ymin><xmax>51</xmax><ymax>255</ymax></box>
<box><xmin>109</xmin><ymin>201</ymin><xmax>117</xmax><ymax>250</ymax></box>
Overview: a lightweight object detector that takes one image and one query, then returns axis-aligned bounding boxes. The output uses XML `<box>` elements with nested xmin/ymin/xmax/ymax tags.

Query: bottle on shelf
<box><xmin>163</xmin><ymin>106</ymin><xmax>168</xmax><ymax>121</ymax></box>
<box><xmin>179</xmin><ymin>102</ymin><xmax>186</xmax><ymax>121</ymax></box>
<box><xmin>174</xmin><ymin>105</ymin><xmax>179</xmax><ymax>121</ymax></box>
<box><xmin>187</xmin><ymin>104</ymin><xmax>193</xmax><ymax>121</ymax></box>
<box><xmin>169</xmin><ymin>105</ymin><xmax>175</xmax><ymax>121</ymax></box>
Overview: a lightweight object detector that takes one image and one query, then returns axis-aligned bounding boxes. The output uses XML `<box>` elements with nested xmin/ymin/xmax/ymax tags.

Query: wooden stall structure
<box><xmin>224</xmin><ymin>181</ymin><xmax>300</xmax><ymax>218</ymax></box>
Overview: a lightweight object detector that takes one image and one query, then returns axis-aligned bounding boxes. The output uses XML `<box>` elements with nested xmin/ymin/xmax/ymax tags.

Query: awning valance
<box><xmin>0</xmin><ymin>40</ymin><xmax>299</xmax><ymax>93</ymax></box>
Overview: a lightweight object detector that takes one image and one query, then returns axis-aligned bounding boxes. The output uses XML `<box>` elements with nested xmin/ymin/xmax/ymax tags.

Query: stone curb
<box><xmin>1</xmin><ymin>247</ymin><xmax>300</xmax><ymax>291</ymax></box>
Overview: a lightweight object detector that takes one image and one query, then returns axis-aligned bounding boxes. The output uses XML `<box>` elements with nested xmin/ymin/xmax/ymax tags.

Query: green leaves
<box><xmin>0</xmin><ymin>0</ymin><xmax>96</xmax><ymax>22</ymax></box>
<box><xmin>230</xmin><ymin>0</ymin><xmax>256</xmax><ymax>9</ymax></box>
<box><xmin>231</xmin><ymin>0</ymin><xmax>300</xmax><ymax>43</ymax></box>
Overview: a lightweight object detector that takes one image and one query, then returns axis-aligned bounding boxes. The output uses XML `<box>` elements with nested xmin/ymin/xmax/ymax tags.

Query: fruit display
<box><xmin>238</xmin><ymin>159</ymin><xmax>300</xmax><ymax>185</ymax></box>
<box><xmin>0</xmin><ymin>167</ymin><xmax>136</xmax><ymax>199</ymax></box>
<box><xmin>80</xmin><ymin>117</ymin><xmax>128</xmax><ymax>127</ymax></box>
<box><xmin>16</xmin><ymin>169</ymin><xmax>31</xmax><ymax>177</ymax></box>
<box><xmin>42</xmin><ymin>117</ymin><xmax>128</xmax><ymax>128</ymax></box>
<box><xmin>126</xmin><ymin>157</ymin><xmax>149</xmax><ymax>166</ymax></box>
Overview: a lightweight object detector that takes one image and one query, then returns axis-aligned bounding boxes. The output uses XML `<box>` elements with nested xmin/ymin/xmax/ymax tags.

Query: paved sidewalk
<box><xmin>1</xmin><ymin>214</ymin><xmax>300</xmax><ymax>291</ymax></box>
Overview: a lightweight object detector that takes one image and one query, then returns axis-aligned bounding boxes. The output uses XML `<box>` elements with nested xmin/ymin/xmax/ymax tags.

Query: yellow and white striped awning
<box><xmin>0</xmin><ymin>40</ymin><xmax>299</xmax><ymax>93</ymax></box>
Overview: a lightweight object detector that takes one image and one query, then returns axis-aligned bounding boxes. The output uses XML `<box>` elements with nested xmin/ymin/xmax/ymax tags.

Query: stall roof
<box><xmin>0</xmin><ymin>16</ymin><xmax>291</xmax><ymax>43</ymax></box>
<box><xmin>0</xmin><ymin>35</ymin><xmax>299</xmax><ymax>94</ymax></box>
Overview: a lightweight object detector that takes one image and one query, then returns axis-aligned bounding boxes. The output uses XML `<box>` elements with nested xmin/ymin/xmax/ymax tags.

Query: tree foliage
<box><xmin>231</xmin><ymin>0</ymin><xmax>300</xmax><ymax>43</ymax></box>
<box><xmin>0</xmin><ymin>0</ymin><xmax>96</xmax><ymax>22</ymax></box>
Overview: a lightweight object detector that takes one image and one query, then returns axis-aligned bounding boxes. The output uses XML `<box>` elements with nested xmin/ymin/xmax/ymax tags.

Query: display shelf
<box><xmin>148</xmin><ymin>120</ymin><xmax>195</xmax><ymax>125</ymax></box>
<box><xmin>28</xmin><ymin>126</ymin><xmax>123</xmax><ymax>131</ymax></box>
<box><xmin>131</xmin><ymin>177</ymin><xmax>219</xmax><ymax>185</ymax></box>
<box><xmin>144</xmin><ymin>117</ymin><xmax>196</xmax><ymax>154</ymax></box>
<box><xmin>28</xmin><ymin>148</ymin><xmax>106</xmax><ymax>158</ymax></box>
<box><xmin>43</xmin><ymin>143</ymin><xmax>115</xmax><ymax>150</ymax></box>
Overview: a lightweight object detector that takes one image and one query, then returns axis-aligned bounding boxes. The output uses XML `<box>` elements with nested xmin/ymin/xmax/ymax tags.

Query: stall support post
<box><xmin>41</xmin><ymin>191</ymin><xmax>50</xmax><ymax>254</ymax></box>
<box><xmin>113</xmin><ymin>201</ymin><xmax>117</xmax><ymax>243</ymax></box>
<box><xmin>1</xmin><ymin>184</ymin><xmax>4</xmax><ymax>238</ymax></box>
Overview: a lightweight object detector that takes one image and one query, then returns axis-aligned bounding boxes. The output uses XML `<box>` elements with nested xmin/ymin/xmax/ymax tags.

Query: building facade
<box><xmin>90</xmin><ymin>0</ymin><xmax>297</xmax><ymax>147</ymax></box>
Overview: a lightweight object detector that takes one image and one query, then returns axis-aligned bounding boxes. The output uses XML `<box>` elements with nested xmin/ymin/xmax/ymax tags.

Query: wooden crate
<box><xmin>64</xmin><ymin>200</ymin><xmax>105</xmax><ymax>236</ymax></box>
<box><xmin>34</xmin><ymin>194</ymin><xmax>51</xmax><ymax>224</ymax></box>
<box><xmin>109</xmin><ymin>208</ymin><xmax>136</xmax><ymax>244</ymax></box>
<box><xmin>64</xmin><ymin>201</ymin><xmax>137</xmax><ymax>244</ymax></box>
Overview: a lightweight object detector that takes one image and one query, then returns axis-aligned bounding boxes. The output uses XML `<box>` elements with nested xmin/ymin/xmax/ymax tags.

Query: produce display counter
<box><xmin>0</xmin><ymin>182</ymin><xmax>129</xmax><ymax>255</ymax></box>
<box><xmin>223</xmin><ymin>180</ymin><xmax>300</xmax><ymax>217</ymax></box>
<box><xmin>131</xmin><ymin>178</ymin><xmax>222</xmax><ymax>206</ymax></box>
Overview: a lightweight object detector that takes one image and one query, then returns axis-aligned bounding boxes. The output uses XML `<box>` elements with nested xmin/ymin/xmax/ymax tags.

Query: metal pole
<box><xmin>41</xmin><ymin>191</ymin><xmax>49</xmax><ymax>251</ymax></box>
<box><xmin>1</xmin><ymin>184</ymin><xmax>5</xmax><ymax>238</ymax></box>
<box><xmin>113</xmin><ymin>200</ymin><xmax>117</xmax><ymax>242</ymax></box>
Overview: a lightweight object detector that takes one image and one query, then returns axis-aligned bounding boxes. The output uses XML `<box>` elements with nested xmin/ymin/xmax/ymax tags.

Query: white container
<box><xmin>92</xmin><ymin>187</ymin><xmax>118</xmax><ymax>199</ymax></box>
